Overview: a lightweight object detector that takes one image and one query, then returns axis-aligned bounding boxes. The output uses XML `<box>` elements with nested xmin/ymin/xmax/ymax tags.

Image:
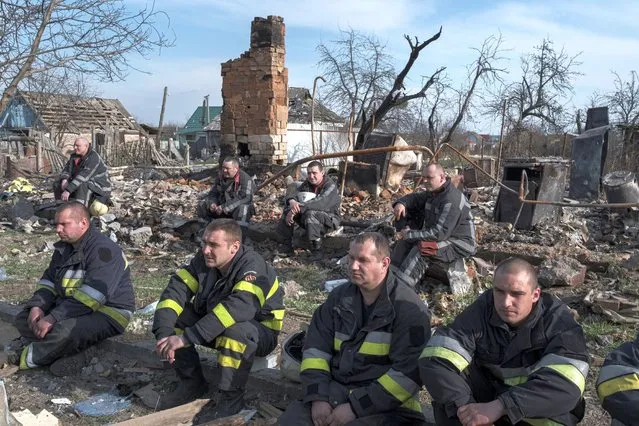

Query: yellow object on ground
<box><xmin>7</xmin><ymin>177</ymin><xmax>33</xmax><ymax>193</ymax></box>
<box><xmin>89</xmin><ymin>200</ymin><xmax>109</xmax><ymax>216</ymax></box>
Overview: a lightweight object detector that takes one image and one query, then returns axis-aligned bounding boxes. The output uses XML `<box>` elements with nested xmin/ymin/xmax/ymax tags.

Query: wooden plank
<box><xmin>113</xmin><ymin>398</ymin><xmax>210</xmax><ymax>425</ymax></box>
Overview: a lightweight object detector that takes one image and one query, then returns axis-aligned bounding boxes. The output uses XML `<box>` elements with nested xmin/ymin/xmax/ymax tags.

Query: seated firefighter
<box><xmin>391</xmin><ymin>162</ymin><xmax>476</xmax><ymax>288</ymax></box>
<box><xmin>276</xmin><ymin>160</ymin><xmax>340</xmax><ymax>257</ymax></box>
<box><xmin>6</xmin><ymin>202</ymin><xmax>134</xmax><ymax>376</ymax></box>
<box><xmin>597</xmin><ymin>333</ymin><xmax>639</xmax><ymax>425</ymax></box>
<box><xmin>54</xmin><ymin>137</ymin><xmax>111</xmax><ymax>216</ymax></box>
<box><xmin>149</xmin><ymin>219</ymin><xmax>284</xmax><ymax>418</ymax></box>
<box><xmin>420</xmin><ymin>257</ymin><xmax>589</xmax><ymax>426</ymax></box>
<box><xmin>278</xmin><ymin>232</ymin><xmax>432</xmax><ymax>426</ymax></box>
<box><xmin>197</xmin><ymin>157</ymin><xmax>255</xmax><ymax>225</ymax></box>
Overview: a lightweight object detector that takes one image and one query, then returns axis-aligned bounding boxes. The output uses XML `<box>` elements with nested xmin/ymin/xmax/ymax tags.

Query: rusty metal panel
<box><xmin>569</xmin><ymin>126</ymin><xmax>609</xmax><ymax>200</ymax></box>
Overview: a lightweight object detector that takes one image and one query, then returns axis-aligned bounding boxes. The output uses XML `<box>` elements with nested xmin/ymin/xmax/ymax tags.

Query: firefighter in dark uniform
<box><xmin>8</xmin><ymin>202</ymin><xmax>134</xmax><ymax>376</ymax></box>
<box><xmin>597</xmin><ymin>333</ymin><xmax>639</xmax><ymax>426</ymax></box>
<box><xmin>419</xmin><ymin>257</ymin><xmax>589</xmax><ymax>426</ymax></box>
<box><xmin>197</xmin><ymin>157</ymin><xmax>255</xmax><ymax>225</ymax></box>
<box><xmin>276</xmin><ymin>160</ymin><xmax>341</xmax><ymax>258</ymax></box>
<box><xmin>150</xmin><ymin>219</ymin><xmax>284</xmax><ymax>418</ymax></box>
<box><xmin>54</xmin><ymin>137</ymin><xmax>112</xmax><ymax>216</ymax></box>
<box><xmin>278</xmin><ymin>232</ymin><xmax>431</xmax><ymax>426</ymax></box>
<box><xmin>391</xmin><ymin>163</ymin><xmax>476</xmax><ymax>288</ymax></box>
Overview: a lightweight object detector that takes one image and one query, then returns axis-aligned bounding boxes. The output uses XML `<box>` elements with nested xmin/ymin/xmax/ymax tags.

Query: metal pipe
<box><xmin>518</xmin><ymin>170</ymin><xmax>639</xmax><ymax>208</ymax></box>
<box><xmin>256</xmin><ymin>145</ymin><xmax>435</xmax><ymax>191</ymax></box>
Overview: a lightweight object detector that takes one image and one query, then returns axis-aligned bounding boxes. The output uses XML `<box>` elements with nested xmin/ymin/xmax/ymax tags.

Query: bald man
<box><xmin>6</xmin><ymin>202</ymin><xmax>134</xmax><ymax>376</ymax></box>
<box><xmin>54</xmin><ymin>137</ymin><xmax>111</xmax><ymax>216</ymax></box>
<box><xmin>391</xmin><ymin>163</ymin><xmax>476</xmax><ymax>288</ymax></box>
<box><xmin>420</xmin><ymin>257</ymin><xmax>589</xmax><ymax>426</ymax></box>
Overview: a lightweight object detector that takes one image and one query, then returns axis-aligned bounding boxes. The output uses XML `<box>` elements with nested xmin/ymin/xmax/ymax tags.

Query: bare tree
<box><xmin>487</xmin><ymin>39</ymin><xmax>582</xmax><ymax>148</ymax></box>
<box><xmin>0</xmin><ymin>0</ymin><xmax>174</xmax><ymax>112</ymax></box>
<box><xmin>607</xmin><ymin>70</ymin><xmax>639</xmax><ymax>167</ymax></box>
<box><xmin>317</xmin><ymin>28</ymin><xmax>396</xmax><ymax>128</ymax></box>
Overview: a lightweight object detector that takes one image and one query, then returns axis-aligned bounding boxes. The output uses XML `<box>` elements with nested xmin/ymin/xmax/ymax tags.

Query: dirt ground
<box><xmin>1</xmin><ymin>169</ymin><xmax>637</xmax><ymax>425</ymax></box>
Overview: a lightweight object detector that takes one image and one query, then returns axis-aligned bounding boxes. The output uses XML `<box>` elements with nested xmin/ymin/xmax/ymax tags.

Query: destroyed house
<box><xmin>0</xmin><ymin>90</ymin><xmax>140</xmax><ymax>144</ymax></box>
<box><xmin>178</xmin><ymin>105</ymin><xmax>222</xmax><ymax>159</ymax></box>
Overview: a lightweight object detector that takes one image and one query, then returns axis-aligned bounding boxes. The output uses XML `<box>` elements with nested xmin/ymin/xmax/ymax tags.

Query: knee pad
<box><xmin>89</xmin><ymin>200</ymin><xmax>109</xmax><ymax>216</ymax></box>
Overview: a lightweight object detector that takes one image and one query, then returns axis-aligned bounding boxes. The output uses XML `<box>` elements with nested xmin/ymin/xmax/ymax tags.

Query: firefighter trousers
<box><xmin>196</xmin><ymin>201</ymin><xmax>253</xmax><ymax>226</ymax></box>
<box><xmin>13</xmin><ymin>308</ymin><xmax>122</xmax><ymax>369</ymax></box>
<box><xmin>390</xmin><ymin>239</ymin><xmax>460</xmax><ymax>287</ymax></box>
<box><xmin>173</xmin><ymin>303</ymin><xmax>278</xmax><ymax>391</ymax></box>
<box><xmin>276</xmin><ymin>209</ymin><xmax>338</xmax><ymax>244</ymax></box>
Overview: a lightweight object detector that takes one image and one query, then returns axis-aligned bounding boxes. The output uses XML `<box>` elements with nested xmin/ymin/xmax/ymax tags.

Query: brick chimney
<box><xmin>220</xmin><ymin>16</ymin><xmax>288</xmax><ymax>165</ymax></box>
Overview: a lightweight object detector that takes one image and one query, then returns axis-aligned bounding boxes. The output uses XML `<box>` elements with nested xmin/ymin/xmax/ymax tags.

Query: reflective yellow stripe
<box><xmin>36</xmin><ymin>285</ymin><xmax>57</xmax><ymax>295</ymax></box>
<box><xmin>378</xmin><ymin>374</ymin><xmax>412</xmax><ymax>402</ymax></box>
<box><xmin>421</xmin><ymin>346</ymin><xmax>470</xmax><ymax>372</ymax></box>
<box><xmin>524</xmin><ymin>418</ymin><xmax>563</xmax><ymax>426</ymax></box>
<box><xmin>19</xmin><ymin>346</ymin><xmax>29</xmax><ymax>370</ymax></box>
<box><xmin>265</xmin><ymin>278</ymin><xmax>279</xmax><ymax>300</ymax></box>
<box><xmin>334</xmin><ymin>338</ymin><xmax>343</xmax><ymax>351</ymax></box>
<box><xmin>504</xmin><ymin>376</ymin><xmax>528</xmax><ymax>386</ymax></box>
<box><xmin>174</xmin><ymin>328</ymin><xmax>184</xmax><ymax>335</ymax></box>
<box><xmin>216</xmin><ymin>336</ymin><xmax>247</xmax><ymax>354</ymax></box>
<box><xmin>73</xmin><ymin>290</ymin><xmax>101</xmax><ymax>310</ymax></box>
<box><xmin>300</xmin><ymin>358</ymin><xmax>330</xmax><ymax>372</ymax></box>
<box><xmin>359</xmin><ymin>342</ymin><xmax>390</xmax><ymax>356</ymax></box>
<box><xmin>98</xmin><ymin>306</ymin><xmax>129</xmax><ymax>328</ymax></box>
<box><xmin>546</xmin><ymin>364</ymin><xmax>586</xmax><ymax>393</ymax></box>
<box><xmin>260</xmin><ymin>319</ymin><xmax>283</xmax><ymax>331</ymax></box>
<box><xmin>61</xmin><ymin>278</ymin><xmax>82</xmax><ymax>296</ymax></box>
<box><xmin>401</xmin><ymin>397</ymin><xmax>422</xmax><ymax>413</ymax></box>
<box><xmin>233</xmin><ymin>280</ymin><xmax>265</xmax><ymax>306</ymax></box>
<box><xmin>218</xmin><ymin>354</ymin><xmax>242</xmax><ymax>369</ymax></box>
<box><xmin>122</xmin><ymin>252</ymin><xmax>129</xmax><ymax>269</ymax></box>
<box><xmin>271</xmin><ymin>309</ymin><xmax>285</xmax><ymax>319</ymax></box>
<box><xmin>157</xmin><ymin>299</ymin><xmax>184</xmax><ymax>316</ymax></box>
<box><xmin>598</xmin><ymin>373</ymin><xmax>639</xmax><ymax>400</ymax></box>
<box><xmin>213</xmin><ymin>303</ymin><xmax>235</xmax><ymax>328</ymax></box>
<box><xmin>176</xmin><ymin>268</ymin><xmax>199</xmax><ymax>293</ymax></box>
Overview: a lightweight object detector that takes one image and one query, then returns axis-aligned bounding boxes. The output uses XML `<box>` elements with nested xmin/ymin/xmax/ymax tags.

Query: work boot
<box><xmin>309</xmin><ymin>239</ymin><xmax>323</xmax><ymax>261</ymax></box>
<box><xmin>3</xmin><ymin>337</ymin><xmax>27</xmax><ymax>366</ymax></box>
<box><xmin>145</xmin><ymin>379</ymin><xmax>208</xmax><ymax>410</ymax></box>
<box><xmin>193</xmin><ymin>389</ymin><xmax>245</xmax><ymax>423</ymax></box>
<box><xmin>275</xmin><ymin>243</ymin><xmax>294</xmax><ymax>257</ymax></box>
<box><xmin>49</xmin><ymin>345</ymin><xmax>97</xmax><ymax>377</ymax></box>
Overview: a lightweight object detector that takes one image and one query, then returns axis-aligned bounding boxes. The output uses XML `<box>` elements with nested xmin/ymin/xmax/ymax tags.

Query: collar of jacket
<box><xmin>337</xmin><ymin>269</ymin><xmax>399</xmax><ymax>329</ymax></box>
<box><xmin>218</xmin><ymin>170</ymin><xmax>242</xmax><ymax>191</ymax></box>
<box><xmin>309</xmin><ymin>176</ymin><xmax>327</xmax><ymax>194</ymax></box>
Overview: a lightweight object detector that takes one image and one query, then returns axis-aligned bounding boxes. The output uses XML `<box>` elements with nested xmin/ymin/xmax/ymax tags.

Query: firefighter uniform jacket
<box><xmin>394</xmin><ymin>179</ymin><xmax>476</xmax><ymax>257</ymax></box>
<box><xmin>60</xmin><ymin>148</ymin><xmax>111</xmax><ymax>202</ymax></box>
<box><xmin>597</xmin><ymin>334</ymin><xmax>639</xmax><ymax>425</ymax></box>
<box><xmin>420</xmin><ymin>290</ymin><xmax>589</xmax><ymax>425</ymax></box>
<box><xmin>286</xmin><ymin>176</ymin><xmax>340</xmax><ymax>216</ymax></box>
<box><xmin>153</xmin><ymin>245</ymin><xmax>284</xmax><ymax>345</ymax></box>
<box><xmin>206</xmin><ymin>169</ymin><xmax>255</xmax><ymax>215</ymax></box>
<box><xmin>300</xmin><ymin>270</ymin><xmax>431</xmax><ymax>421</ymax></box>
<box><xmin>26</xmin><ymin>227</ymin><xmax>134</xmax><ymax>330</ymax></box>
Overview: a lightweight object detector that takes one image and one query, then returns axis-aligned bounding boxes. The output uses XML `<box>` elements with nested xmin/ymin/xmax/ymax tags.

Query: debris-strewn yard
<box><xmin>1</xmin><ymin>167</ymin><xmax>638</xmax><ymax>424</ymax></box>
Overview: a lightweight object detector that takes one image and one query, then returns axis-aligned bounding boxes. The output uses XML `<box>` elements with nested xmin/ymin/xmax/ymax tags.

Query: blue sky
<box><xmin>100</xmin><ymin>0</ymin><xmax>639</xmax><ymax>133</ymax></box>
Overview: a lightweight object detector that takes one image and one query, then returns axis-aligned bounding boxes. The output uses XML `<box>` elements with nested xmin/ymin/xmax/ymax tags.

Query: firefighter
<box><xmin>197</xmin><ymin>156</ymin><xmax>255</xmax><ymax>225</ymax></box>
<box><xmin>597</xmin><ymin>333</ymin><xmax>639</xmax><ymax>425</ymax></box>
<box><xmin>391</xmin><ymin>163</ymin><xmax>476</xmax><ymax>288</ymax></box>
<box><xmin>6</xmin><ymin>202</ymin><xmax>134</xmax><ymax>376</ymax></box>
<box><xmin>54</xmin><ymin>137</ymin><xmax>111</xmax><ymax>217</ymax></box>
<box><xmin>275</xmin><ymin>160</ymin><xmax>341</xmax><ymax>258</ymax></box>
<box><xmin>419</xmin><ymin>257</ymin><xmax>589</xmax><ymax>426</ymax></box>
<box><xmin>278</xmin><ymin>232</ymin><xmax>431</xmax><ymax>426</ymax></box>
<box><xmin>149</xmin><ymin>219</ymin><xmax>284</xmax><ymax>418</ymax></box>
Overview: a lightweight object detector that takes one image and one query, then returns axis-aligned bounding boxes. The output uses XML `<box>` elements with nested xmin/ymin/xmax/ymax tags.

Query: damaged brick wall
<box><xmin>220</xmin><ymin>16</ymin><xmax>288</xmax><ymax>164</ymax></box>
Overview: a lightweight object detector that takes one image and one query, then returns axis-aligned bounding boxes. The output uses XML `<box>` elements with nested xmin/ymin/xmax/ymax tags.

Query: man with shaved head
<box><xmin>419</xmin><ymin>257</ymin><xmax>589</xmax><ymax>426</ymax></box>
<box><xmin>391</xmin><ymin>163</ymin><xmax>476</xmax><ymax>288</ymax></box>
<box><xmin>5</xmin><ymin>202</ymin><xmax>134</xmax><ymax>376</ymax></box>
<box><xmin>55</xmin><ymin>137</ymin><xmax>112</xmax><ymax>216</ymax></box>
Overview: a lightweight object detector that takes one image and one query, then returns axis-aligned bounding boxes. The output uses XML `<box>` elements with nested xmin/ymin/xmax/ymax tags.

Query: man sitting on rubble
<box><xmin>278</xmin><ymin>232</ymin><xmax>431</xmax><ymax>426</ymax></box>
<box><xmin>54</xmin><ymin>137</ymin><xmax>111</xmax><ymax>217</ymax></box>
<box><xmin>276</xmin><ymin>160</ymin><xmax>341</xmax><ymax>258</ymax></box>
<box><xmin>391</xmin><ymin>162</ymin><xmax>476</xmax><ymax>288</ymax></box>
<box><xmin>149</xmin><ymin>219</ymin><xmax>284</xmax><ymax>418</ymax></box>
<box><xmin>5</xmin><ymin>202</ymin><xmax>135</xmax><ymax>376</ymax></box>
<box><xmin>197</xmin><ymin>156</ymin><xmax>255</xmax><ymax>226</ymax></box>
<box><xmin>597</xmin><ymin>333</ymin><xmax>639</xmax><ymax>425</ymax></box>
<box><xmin>420</xmin><ymin>257</ymin><xmax>589</xmax><ymax>426</ymax></box>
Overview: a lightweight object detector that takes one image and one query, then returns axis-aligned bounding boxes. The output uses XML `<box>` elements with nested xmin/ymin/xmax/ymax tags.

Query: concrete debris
<box><xmin>447</xmin><ymin>259</ymin><xmax>474</xmax><ymax>296</ymax></box>
<box><xmin>585</xmin><ymin>290</ymin><xmax>639</xmax><ymax>323</ymax></box>
<box><xmin>538</xmin><ymin>257</ymin><xmax>587</xmax><ymax>288</ymax></box>
<box><xmin>129</xmin><ymin>226</ymin><xmax>153</xmax><ymax>246</ymax></box>
<box><xmin>324</xmin><ymin>279</ymin><xmax>349</xmax><ymax>292</ymax></box>
<box><xmin>11</xmin><ymin>409</ymin><xmax>59</xmax><ymax>426</ymax></box>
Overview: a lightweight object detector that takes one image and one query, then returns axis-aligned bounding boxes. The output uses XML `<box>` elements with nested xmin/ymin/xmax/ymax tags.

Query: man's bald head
<box><xmin>73</xmin><ymin>137</ymin><xmax>90</xmax><ymax>156</ymax></box>
<box><xmin>494</xmin><ymin>257</ymin><xmax>539</xmax><ymax>290</ymax></box>
<box><xmin>422</xmin><ymin>163</ymin><xmax>447</xmax><ymax>191</ymax></box>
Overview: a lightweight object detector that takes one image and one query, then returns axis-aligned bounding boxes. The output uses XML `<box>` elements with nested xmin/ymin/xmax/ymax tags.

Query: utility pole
<box><xmin>157</xmin><ymin>86</ymin><xmax>168</xmax><ymax>151</ymax></box>
<box><xmin>311</xmin><ymin>76</ymin><xmax>325</xmax><ymax>155</ymax></box>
